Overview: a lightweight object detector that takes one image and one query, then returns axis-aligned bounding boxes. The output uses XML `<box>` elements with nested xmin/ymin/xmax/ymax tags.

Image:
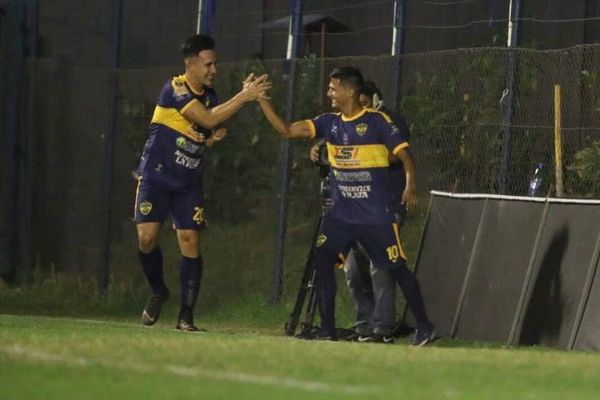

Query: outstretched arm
<box><xmin>258</xmin><ymin>99</ymin><xmax>312</xmax><ymax>139</ymax></box>
<box><xmin>395</xmin><ymin>148</ymin><xmax>418</xmax><ymax>209</ymax></box>
<box><xmin>183</xmin><ymin>74</ymin><xmax>271</xmax><ymax>130</ymax></box>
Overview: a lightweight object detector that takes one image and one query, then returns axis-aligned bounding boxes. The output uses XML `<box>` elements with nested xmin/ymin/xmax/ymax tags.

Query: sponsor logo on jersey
<box><xmin>176</xmin><ymin>137</ymin><xmax>187</xmax><ymax>149</ymax></box>
<box><xmin>332</xmin><ymin>146</ymin><xmax>359</xmax><ymax>161</ymax></box>
<box><xmin>139</xmin><ymin>201</ymin><xmax>153</xmax><ymax>216</ymax></box>
<box><xmin>333</xmin><ymin>170</ymin><xmax>372</xmax><ymax>182</ymax></box>
<box><xmin>316</xmin><ymin>234</ymin><xmax>327</xmax><ymax>247</ymax></box>
<box><xmin>331</xmin><ymin>146</ymin><xmax>360</xmax><ymax>167</ymax></box>
<box><xmin>355</xmin><ymin>123</ymin><xmax>368</xmax><ymax>136</ymax></box>
<box><xmin>174</xmin><ymin>150</ymin><xmax>201</xmax><ymax>169</ymax></box>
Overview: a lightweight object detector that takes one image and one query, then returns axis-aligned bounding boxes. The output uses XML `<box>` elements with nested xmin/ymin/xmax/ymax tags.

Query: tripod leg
<box><xmin>299</xmin><ymin>268</ymin><xmax>318</xmax><ymax>336</ymax></box>
<box><xmin>285</xmin><ymin>214</ymin><xmax>323</xmax><ymax>336</ymax></box>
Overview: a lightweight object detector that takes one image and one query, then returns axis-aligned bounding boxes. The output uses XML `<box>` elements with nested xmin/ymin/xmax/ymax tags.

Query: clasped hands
<box><xmin>241</xmin><ymin>73</ymin><xmax>272</xmax><ymax>102</ymax></box>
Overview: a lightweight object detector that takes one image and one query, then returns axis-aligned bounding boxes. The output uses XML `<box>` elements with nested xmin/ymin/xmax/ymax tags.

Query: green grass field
<box><xmin>2</xmin><ymin>313</ymin><xmax>600</xmax><ymax>400</ymax></box>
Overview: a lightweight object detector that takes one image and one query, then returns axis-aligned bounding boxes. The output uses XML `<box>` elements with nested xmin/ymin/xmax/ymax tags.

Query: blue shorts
<box><xmin>134</xmin><ymin>178</ymin><xmax>206</xmax><ymax>230</ymax></box>
<box><xmin>315</xmin><ymin>215</ymin><xmax>408</xmax><ymax>269</ymax></box>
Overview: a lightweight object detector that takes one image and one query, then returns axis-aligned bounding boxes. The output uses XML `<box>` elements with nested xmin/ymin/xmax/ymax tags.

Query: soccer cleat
<box><xmin>141</xmin><ymin>291</ymin><xmax>169</xmax><ymax>326</ymax></box>
<box><xmin>411</xmin><ymin>328</ymin><xmax>439</xmax><ymax>346</ymax></box>
<box><xmin>175</xmin><ymin>320</ymin><xmax>207</xmax><ymax>332</ymax></box>
<box><xmin>357</xmin><ymin>334</ymin><xmax>395</xmax><ymax>344</ymax></box>
<box><xmin>296</xmin><ymin>328</ymin><xmax>337</xmax><ymax>341</ymax></box>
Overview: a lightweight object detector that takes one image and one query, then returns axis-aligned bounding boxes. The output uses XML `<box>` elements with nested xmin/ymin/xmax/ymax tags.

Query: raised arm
<box><xmin>394</xmin><ymin>148</ymin><xmax>418</xmax><ymax>209</ymax></box>
<box><xmin>258</xmin><ymin>99</ymin><xmax>313</xmax><ymax>139</ymax></box>
<box><xmin>183</xmin><ymin>74</ymin><xmax>271</xmax><ymax>129</ymax></box>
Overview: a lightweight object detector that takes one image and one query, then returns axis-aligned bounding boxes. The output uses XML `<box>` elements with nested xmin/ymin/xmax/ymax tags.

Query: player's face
<box><xmin>326</xmin><ymin>78</ymin><xmax>353</xmax><ymax>109</ymax></box>
<box><xmin>359</xmin><ymin>94</ymin><xmax>373</xmax><ymax>108</ymax></box>
<box><xmin>189</xmin><ymin>49</ymin><xmax>217</xmax><ymax>87</ymax></box>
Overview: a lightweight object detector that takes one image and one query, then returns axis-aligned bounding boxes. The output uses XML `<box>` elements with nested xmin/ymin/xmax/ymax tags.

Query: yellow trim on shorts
<box><xmin>392</xmin><ymin>222</ymin><xmax>408</xmax><ymax>261</ymax></box>
<box><xmin>134</xmin><ymin>176</ymin><xmax>142</xmax><ymax>220</ymax></box>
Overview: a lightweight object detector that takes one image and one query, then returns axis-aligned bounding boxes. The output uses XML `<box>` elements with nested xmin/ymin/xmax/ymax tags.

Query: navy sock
<box><xmin>138</xmin><ymin>247</ymin><xmax>168</xmax><ymax>296</ymax></box>
<box><xmin>388</xmin><ymin>266</ymin><xmax>432</xmax><ymax>332</ymax></box>
<box><xmin>179</xmin><ymin>255</ymin><xmax>203</xmax><ymax>322</ymax></box>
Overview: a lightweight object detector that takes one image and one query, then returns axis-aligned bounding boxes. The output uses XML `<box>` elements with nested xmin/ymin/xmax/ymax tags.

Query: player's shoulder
<box><xmin>364</xmin><ymin>108</ymin><xmax>393</xmax><ymax>123</ymax></box>
<box><xmin>315</xmin><ymin>111</ymin><xmax>339</xmax><ymax>118</ymax></box>
<box><xmin>167</xmin><ymin>75</ymin><xmax>191</xmax><ymax>97</ymax></box>
<box><xmin>313</xmin><ymin>112</ymin><xmax>339</xmax><ymax>121</ymax></box>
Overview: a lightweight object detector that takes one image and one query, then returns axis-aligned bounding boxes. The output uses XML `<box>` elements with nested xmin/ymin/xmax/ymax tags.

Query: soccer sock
<box><xmin>179</xmin><ymin>255</ymin><xmax>203</xmax><ymax>322</ymax></box>
<box><xmin>315</xmin><ymin>257</ymin><xmax>337</xmax><ymax>336</ymax></box>
<box><xmin>138</xmin><ymin>247</ymin><xmax>168</xmax><ymax>296</ymax></box>
<box><xmin>388</xmin><ymin>266</ymin><xmax>432</xmax><ymax>332</ymax></box>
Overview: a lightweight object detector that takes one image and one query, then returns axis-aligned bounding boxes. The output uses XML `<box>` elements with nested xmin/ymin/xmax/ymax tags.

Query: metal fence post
<box><xmin>99</xmin><ymin>0</ymin><xmax>123</xmax><ymax>292</ymax></box>
<box><xmin>196</xmin><ymin>0</ymin><xmax>215</xmax><ymax>35</ymax></box>
<box><xmin>17</xmin><ymin>0</ymin><xmax>40</xmax><ymax>284</ymax></box>
<box><xmin>1</xmin><ymin>0</ymin><xmax>25</xmax><ymax>283</ymax></box>
<box><xmin>391</xmin><ymin>0</ymin><xmax>406</xmax><ymax>110</ymax></box>
<box><xmin>499</xmin><ymin>0</ymin><xmax>522</xmax><ymax>194</ymax></box>
<box><xmin>270</xmin><ymin>0</ymin><xmax>303</xmax><ymax>304</ymax></box>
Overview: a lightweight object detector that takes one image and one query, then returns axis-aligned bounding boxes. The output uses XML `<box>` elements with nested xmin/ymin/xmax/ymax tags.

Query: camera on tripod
<box><xmin>283</xmin><ymin>139</ymin><xmax>332</xmax><ymax>338</ymax></box>
<box><xmin>313</xmin><ymin>140</ymin><xmax>332</xmax><ymax>205</ymax></box>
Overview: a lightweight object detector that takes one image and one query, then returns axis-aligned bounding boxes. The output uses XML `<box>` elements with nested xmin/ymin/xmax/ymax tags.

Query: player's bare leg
<box><xmin>175</xmin><ymin>229</ymin><xmax>205</xmax><ymax>332</ymax></box>
<box><xmin>137</xmin><ymin>222</ymin><xmax>170</xmax><ymax>326</ymax></box>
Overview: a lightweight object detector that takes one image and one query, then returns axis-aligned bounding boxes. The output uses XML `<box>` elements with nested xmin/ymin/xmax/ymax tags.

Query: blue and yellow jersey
<box><xmin>137</xmin><ymin>75</ymin><xmax>218</xmax><ymax>190</ymax></box>
<box><xmin>306</xmin><ymin>108</ymin><xmax>409</xmax><ymax>225</ymax></box>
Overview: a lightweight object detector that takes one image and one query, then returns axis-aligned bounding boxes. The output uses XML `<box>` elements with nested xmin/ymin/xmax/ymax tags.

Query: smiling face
<box><xmin>186</xmin><ymin>49</ymin><xmax>217</xmax><ymax>88</ymax></box>
<box><xmin>326</xmin><ymin>78</ymin><xmax>355</xmax><ymax>110</ymax></box>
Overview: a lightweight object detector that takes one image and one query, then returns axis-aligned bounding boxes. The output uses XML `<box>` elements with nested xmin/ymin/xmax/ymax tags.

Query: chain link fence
<box><xmin>2</xmin><ymin>45</ymin><xmax>600</xmax><ymax>303</ymax></box>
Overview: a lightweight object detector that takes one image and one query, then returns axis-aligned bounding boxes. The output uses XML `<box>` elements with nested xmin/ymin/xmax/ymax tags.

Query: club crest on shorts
<box><xmin>139</xmin><ymin>201</ymin><xmax>152</xmax><ymax>216</ymax></box>
<box><xmin>316</xmin><ymin>234</ymin><xmax>327</xmax><ymax>247</ymax></box>
<box><xmin>355</xmin><ymin>123</ymin><xmax>368</xmax><ymax>136</ymax></box>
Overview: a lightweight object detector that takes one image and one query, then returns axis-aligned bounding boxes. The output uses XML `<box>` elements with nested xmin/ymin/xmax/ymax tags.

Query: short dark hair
<box><xmin>329</xmin><ymin>67</ymin><xmax>364</xmax><ymax>91</ymax></box>
<box><xmin>181</xmin><ymin>34</ymin><xmax>215</xmax><ymax>58</ymax></box>
<box><xmin>359</xmin><ymin>80</ymin><xmax>383</xmax><ymax>100</ymax></box>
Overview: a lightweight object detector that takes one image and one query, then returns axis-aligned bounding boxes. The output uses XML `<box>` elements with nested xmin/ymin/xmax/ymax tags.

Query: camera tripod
<box><xmin>284</xmin><ymin>168</ymin><xmax>331</xmax><ymax>337</ymax></box>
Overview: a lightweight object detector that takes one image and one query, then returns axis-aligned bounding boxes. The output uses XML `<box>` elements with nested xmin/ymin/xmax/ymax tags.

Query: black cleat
<box><xmin>357</xmin><ymin>333</ymin><xmax>395</xmax><ymax>344</ymax></box>
<box><xmin>411</xmin><ymin>328</ymin><xmax>439</xmax><ymax>346</ymax></box>
<box><xmin>296</xmin><ymin>328</ymin><xmax>337</xmax><ymax>341</ymax></box>
<box><xmin>141</xmin><ymin>291</ymin><xmax>169</xmax><ymax>326</ymax></box>
<box><xmin>392</xmin><ymin>321</ymin><xmax>415</xmax><ymax>338</ymax></box>
<box><xmin>175</xmin><ymin>320</ymin><xmax>207</xmax><ymax>332</ymax></box>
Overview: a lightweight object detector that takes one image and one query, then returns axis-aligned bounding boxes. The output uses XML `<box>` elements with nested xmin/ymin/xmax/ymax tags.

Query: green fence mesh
<box><xmin>2</xmin><ymin>45</ymin><xmax>600</xmax><ymax>302</ymax></box>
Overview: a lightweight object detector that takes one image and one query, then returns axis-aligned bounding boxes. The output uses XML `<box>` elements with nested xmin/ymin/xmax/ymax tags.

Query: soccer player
<box><xmin>309</xmin><ymin>80</ymin><xmax>415</xmax><ymax>343</ymax></box>
<box><xmin>259</xmin><ymin>67</ymin><xmax>436</xmax><ymax>345</ymax></box>
<box><xmin>134</xmin><ymin>34</ymin><xmax>270</xmax><ymax>331</ymax></box>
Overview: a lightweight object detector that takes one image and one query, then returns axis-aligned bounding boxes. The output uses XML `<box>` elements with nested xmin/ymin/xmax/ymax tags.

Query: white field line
<box><xmin>0</xmin><ymin>345</ymin><xmax>379</xmax><ymax>396</ymax></box>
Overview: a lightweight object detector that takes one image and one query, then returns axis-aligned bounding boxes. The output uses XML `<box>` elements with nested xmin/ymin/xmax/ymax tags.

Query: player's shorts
<box><xmin>315</xmin><ymin>215</ymin><xmax>408</xmax><ymax>270</ymax></box>
<box><xmin>134</xmin><ymin>178</ymin><xmax>206</xmax><ymax>230</ymax></box>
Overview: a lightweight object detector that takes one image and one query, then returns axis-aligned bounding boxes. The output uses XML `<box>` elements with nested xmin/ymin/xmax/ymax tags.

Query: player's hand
<box><xmin>309</xmin><ymin>144</ymin><xmax>319</xmax><ymax>162</ymax></box>
<box><xmin>241</xmin><ymin>74</ymin><xmax>271</xmax><ymax>102</ymax></box>
<box><xmin>242</xmin><ymin>73</ymin><xmax>256</xmax><ymax>89</ymax></box>
<box><xmin>212</xmin><ymin>128</ymin><xmax>227</xmax><ymax>142</ymax></box>
<box><xmin>187</xmin><ymin>128</ymin><xmax>206</xmax><ymax>143</ymax></box>
<box><xmin>401</xmin><ymin>185</ymin><xmax>418</xmax><ymax>210</ymax></box>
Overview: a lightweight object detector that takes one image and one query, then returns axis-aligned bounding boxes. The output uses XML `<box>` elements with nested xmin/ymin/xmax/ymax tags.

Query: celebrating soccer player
<box><xmin>259</xmin><ymin>67</ymin><xmax>436</xmax><ymax>345</ymax></box>
<box><xmin>134</xmin><ymin>34</ymin><xmax>270</xmax><ymax>332</ymax></box>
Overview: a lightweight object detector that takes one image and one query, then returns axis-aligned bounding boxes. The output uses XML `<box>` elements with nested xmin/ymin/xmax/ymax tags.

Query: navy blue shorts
<box><xmin>315</xmin><ymin>215</ymin><xmax>408</xmax><ymax>269</ymax></box>
<box><xmin>134</xmin><ymin>178</ymin><xmax>206</xmax><ymax>230</ymax></box>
